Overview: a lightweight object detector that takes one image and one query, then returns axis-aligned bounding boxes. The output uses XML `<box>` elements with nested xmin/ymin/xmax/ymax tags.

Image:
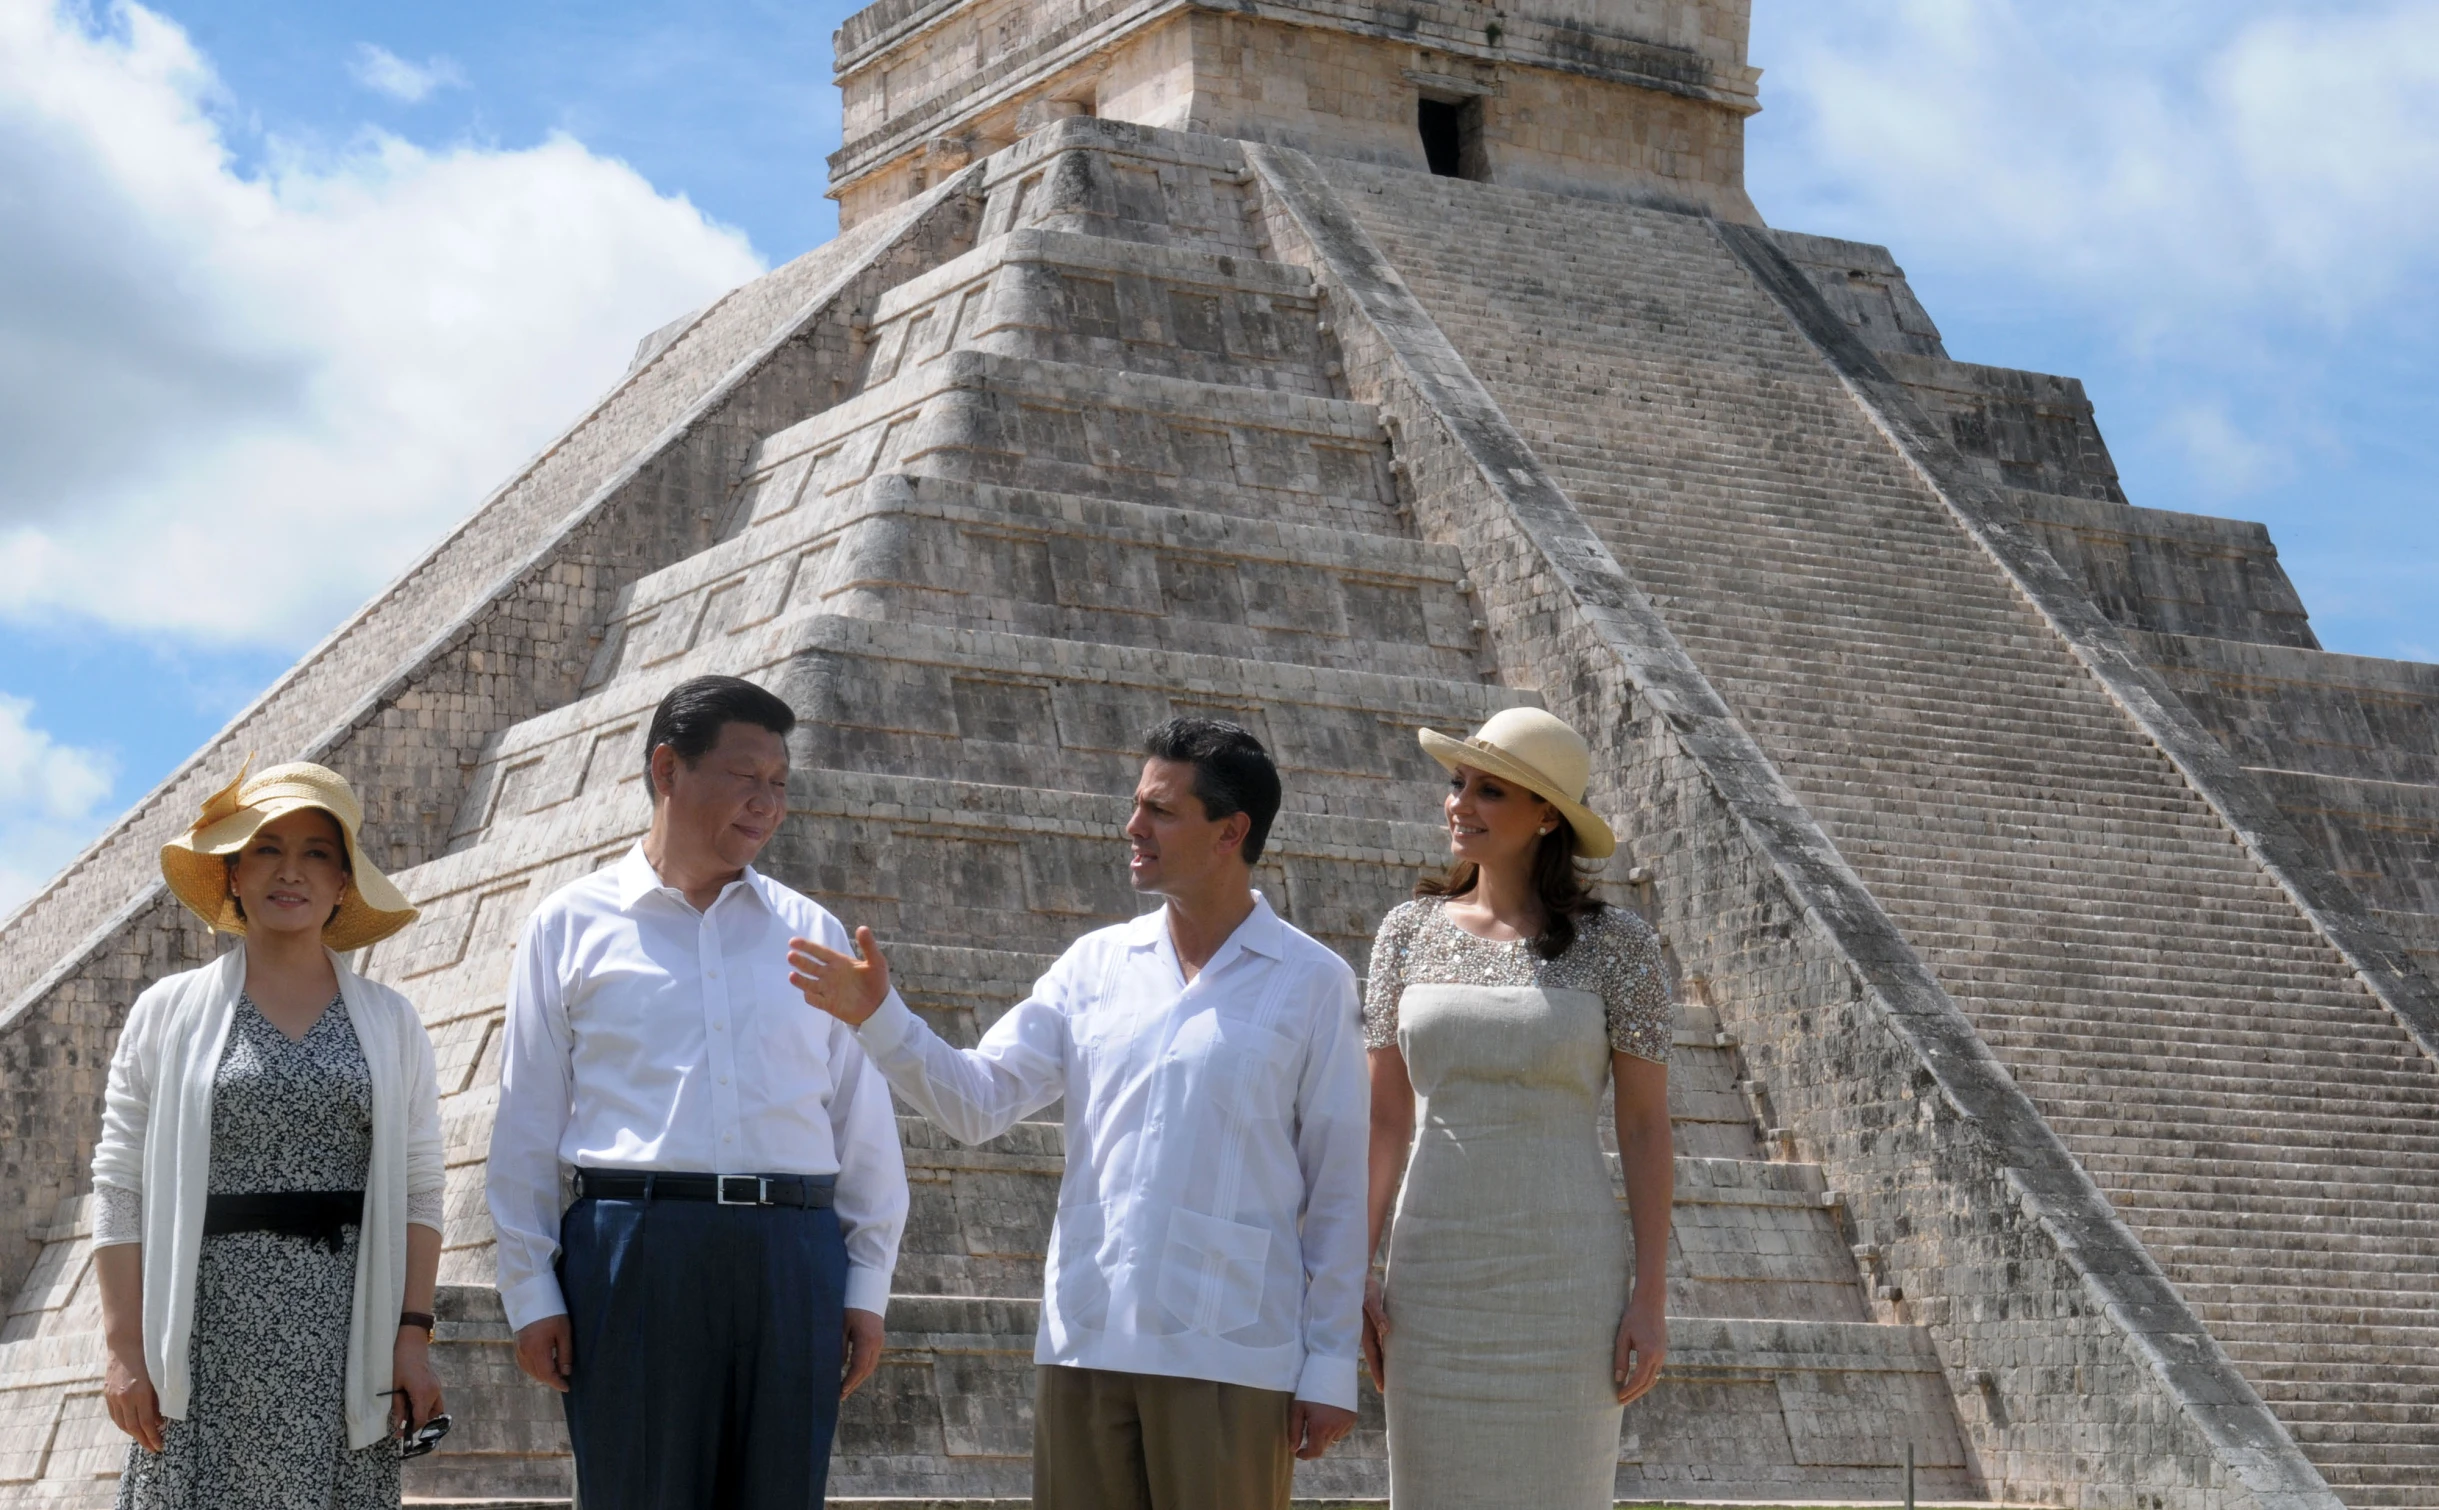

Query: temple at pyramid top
<box><xmin>827</xmin><ymin>0</ymin><xmax>1762</xmax><ymax>224</ymax></box>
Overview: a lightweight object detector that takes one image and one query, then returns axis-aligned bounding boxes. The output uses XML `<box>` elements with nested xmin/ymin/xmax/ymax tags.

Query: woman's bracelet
<box><xmin>398</xmin><ymin>1311</ymin><xmax>435</xmax><ymax>1341</ymax></box>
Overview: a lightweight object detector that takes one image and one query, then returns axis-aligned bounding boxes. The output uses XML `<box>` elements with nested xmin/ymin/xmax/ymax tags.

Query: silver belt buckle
<box><xmin>716</xmin><ymin>1174</ymin><xmax>769</xmax><ymax>1206</ymax></box>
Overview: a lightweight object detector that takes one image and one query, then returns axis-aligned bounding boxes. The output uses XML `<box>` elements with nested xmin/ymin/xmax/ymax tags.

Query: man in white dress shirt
<box><xmin>790</xmin><ymin>717</ymin><xmax>1366</xmax><ymax>1510</ymax></box>
<box><xmin>486</xmin><ymin>675</ymin><xmax>907</xmax><ymax>1510</ymax></box>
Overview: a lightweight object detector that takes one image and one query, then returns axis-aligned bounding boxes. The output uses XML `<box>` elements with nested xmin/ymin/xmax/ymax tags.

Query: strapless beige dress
<box><xmin>1383</xmin><ymin>981</ymin><xmax>1627</xmax><ymax>1508</ymax></box>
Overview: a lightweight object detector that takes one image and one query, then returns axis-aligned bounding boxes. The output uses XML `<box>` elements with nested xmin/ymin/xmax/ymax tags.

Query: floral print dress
<box><xmin>116</xmin><ymin>996</ymin><xmax>401</xmax><ymax>1509</ymax></box>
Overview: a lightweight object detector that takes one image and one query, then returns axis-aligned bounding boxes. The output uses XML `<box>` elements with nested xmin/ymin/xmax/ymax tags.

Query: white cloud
<box><xmin>0</xmin><ymin>0</ymin><xmax>767</xmax><ymax>646</ymax></box>
<box><xmin>1753</xmin><ymin>0</ymin><xmax>2439</xmax><ymax>329</ymax></box>
<box><xmin>0</xmin><ymin>695</ymin><xmax>115</xmax><ymax>916</ymax></box>
<box><xmin>348</xmin><ymin>42</ymin><xmax>466</xmax><ymax>104</ymax></box>
<box><xmin>2157</xmin><ymin>401</ymin><xmax>2293</xmax><ymax>496</ymax></box>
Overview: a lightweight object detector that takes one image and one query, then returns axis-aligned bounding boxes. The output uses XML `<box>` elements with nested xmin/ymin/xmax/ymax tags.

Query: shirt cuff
<box><xmin>500</xmin><ymin>1271</ymin><xmax>570</xmax><ymax>1334</ymax></box>
<box><xmin>1293</xmin><ymin>1353</ymin><xmax>1359</xmax><ymax>1412</ymax></box>
<box><xmin>843</xmin><ymin>1263</ymin><xmax>892</xmax><ymax>1319</ymax></box>
<box><xmin>855</xmin><ymin>989</ymin><xmax>920</xmax><ymax>1057</ymax></box>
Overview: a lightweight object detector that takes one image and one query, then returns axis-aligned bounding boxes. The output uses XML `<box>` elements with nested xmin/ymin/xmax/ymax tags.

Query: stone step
<box><xmin>861</xmin><ymin>226</ymin><xmax>1335</xmax><ymax>398</ymax></box>
<box><xmin>1984</xmin><ymin>1004</ymin><xmax>2422</xmax><ymax>1051</ymax></box>
<box><xmin>1958</xmin><ymin>983</ymin><xmax>2376</xmax><ymax>1026</ymax></box>
<box><xmin>2091</xmin><ymin>1164</ymin><xmax>2439</xmax><ymax>1209</ymax></box>
<box><xmin>2033</xmin><ymin>1092</ymin><xmax>2439</xmax><ymax>1140</ymax></box>
<box><xmin>2196</xmin><ymin>1305</ymin><xmax>2439</xmax><ymax>1345</ymax></box>
<box><xmin>1987</xmin><ymin>1046</ymin><xmax>2438</xmax><ymax>1107</ymax></box>
<box><xmin>1978</xmin><ymin>1025</ymin><xmax>2431</xmax><ymax>1079</ymax></box>
<box><xmin>2103</xmin><ymin>1150</ymin><xmax>2439</xmax><ymax>1192</ymax></box>
<box><xmin>1798</xmin><ymin>773</ymin><xmax>2225</xmax><ymax>824</ymax></box>
<box><xmin>2163</xmin><ymin>1260</ymin><xmax>2439</xmax><ymax>1300</ymax></box>
<box><xmin>2273</xmin><ymin>1432</ymin><xmax>2439</xmax><ymax>1468</ymax></box>
<box><xmin>1711</xmin><ymin>678</ymin><xmax>2170</xmax><ymax>744</ymax></box>
<box><xmin>973</xmin><ymin>115</ymin><xmax>1272</xmax><ymax>261</ymax></box>
<box><xmin>2275</xmin><ymin>1397</ymin><xmax>2439</xmax><ymax>1428</ymax></box>
<box><xmin>1972</xmin><ymin>998</ymin><xmax>2407</xmax><ymax>1045</ymax></box>
<box><xmin>2132</xmin><ymin>1230</ymin><xmax>2439</xmax><ymax>1274</ymax></box>
<box><xmin>2265</xmin><ymin>1380</ymin><xmax>2439</xmax><ymax>1412</ymax></box>
<box><xmin>1845</xmin><ymin>841</ymin><xmax>2329</xmax><ymax>898</ymax></box>
<box><xmin>600</xmin><ymin>472</ymin><xmax>1481</xmax><ymax>688</ymax></box>
<box><xmin>745</xmin><ymin>348</ymin><xmax>1399</xmax><ymax>532</ymax></box>
<box><xmin>2131</xmin><ymin>1215</ymin><xmax>2439</xmax><ymax>1259</ymax></box>
<box><xmin>2110</xmin><ymin>1180</ymin><xmax>2439</xmax><ymax>1224</ymax></box>
<box><xmin>2041</xmin><ymin>1113</ymin><xmax>2439</xmax><ymax>1161</ymax></box>
<box><xmin>1806</xmin><ymin>833</ymin><xmax>2324</xmax><ymax>893</ymax></box>
<box><xmin>1850</xmin><ymin>832</ymin><xmax>2325</xmax><ymax>883</ymax></box>
<box><xmin>1938</xmin><ymin>953</ymin><xmax>2365</xmax><ymax>997</ymax></box>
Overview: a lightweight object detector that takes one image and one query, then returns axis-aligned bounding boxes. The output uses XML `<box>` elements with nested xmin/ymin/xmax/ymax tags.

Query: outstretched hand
<box><xmin>788</xmin><ymin>927</ymin><xmax>892</xmax><ymax>1027</ymax></box>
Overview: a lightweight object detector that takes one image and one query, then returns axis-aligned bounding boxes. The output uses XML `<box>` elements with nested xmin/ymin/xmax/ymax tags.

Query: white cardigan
<box><xmin>91</xmin><ymin>945</ymin><xmax>445</xmax><ymax>1449</ymax></box>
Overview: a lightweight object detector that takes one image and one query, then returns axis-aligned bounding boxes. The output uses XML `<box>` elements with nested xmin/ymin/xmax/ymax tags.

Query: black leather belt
<box><xmin>203</xmin><ymin>1191</ymin><xmax>364</xmax><ymax>1253</ymax></box>
<box><xmin>572</xmin><ymin>1170</ymin><xmax>836</xmax><ymax>1209</ymax></box>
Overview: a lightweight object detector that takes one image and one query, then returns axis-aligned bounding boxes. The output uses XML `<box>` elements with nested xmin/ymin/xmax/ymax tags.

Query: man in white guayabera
<box><xmin>791</xmin><ymin>716</ymin><xmax>1367</xmax><ymax>1510</ymax></box>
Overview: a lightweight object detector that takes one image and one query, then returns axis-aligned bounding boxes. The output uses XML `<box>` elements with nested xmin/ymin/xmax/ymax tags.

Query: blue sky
<box><xmin>1</xmin><ymin>0</ymin><xmax>2434</xmax><ymax>907</ymax></box>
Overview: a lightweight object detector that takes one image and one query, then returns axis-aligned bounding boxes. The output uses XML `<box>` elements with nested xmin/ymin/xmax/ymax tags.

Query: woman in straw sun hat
<box><xmin>92</xmin><ymin>760</ymin><xmax>446</xmax><ymax>1509</ymax></box>
<box><xmin>1358</xmin><ymin>707</ymin><xmax>1675</xmax><ymax>1508</ymax></box>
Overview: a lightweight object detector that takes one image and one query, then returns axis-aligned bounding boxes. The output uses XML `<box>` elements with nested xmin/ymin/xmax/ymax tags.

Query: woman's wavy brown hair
<box><xmin>1416</xmin><ymin>821</ymin><xmax>1606</xmax><ymax>961</ymax></box>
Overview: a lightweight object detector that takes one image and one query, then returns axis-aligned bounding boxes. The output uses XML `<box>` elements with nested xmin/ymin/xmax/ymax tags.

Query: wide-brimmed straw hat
<box><xmin>1418</xmin><ymin>707</ymin><xmax>1618</xmax><ymax>860</ymax></box>
<box><xmin>159</xmin><ymin>759</ymin><xmax>419</xmax><ymax>952</ymax></box>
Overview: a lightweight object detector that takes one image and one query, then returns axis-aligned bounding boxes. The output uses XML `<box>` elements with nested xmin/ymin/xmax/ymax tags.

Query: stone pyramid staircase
<box><xmin>0</xmin><ymin>120</ymin><xmax>1977</xmax><ymax>1506</ymax></box>
<box><xmin>1312</xmin><ymin>161</ymin><xmax>2439</xmax><ymax>1510</ymax></box>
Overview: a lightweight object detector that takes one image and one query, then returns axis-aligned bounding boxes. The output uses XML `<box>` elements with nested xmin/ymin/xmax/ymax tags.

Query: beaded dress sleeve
<box><xmin>1582</xmin><ymin>909</ymin><xmax>1673</xmax><ymax>1063</ymax></box>
<box><xmin>1362</xmin><ymin>901</ymin><xmax>1425</xmax><ymax>1049</ymax></box>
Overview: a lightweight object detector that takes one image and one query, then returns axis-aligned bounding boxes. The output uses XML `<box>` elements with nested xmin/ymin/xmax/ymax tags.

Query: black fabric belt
<box><xmin>573</xmin><ymin>1170</ymin><xmax>836</xmax><ymax>1209</ymax></box>
<box><xmin>203</xmin><ymin>1190</ymin><xmax>364</xmax><ymax>1253</ymax></box>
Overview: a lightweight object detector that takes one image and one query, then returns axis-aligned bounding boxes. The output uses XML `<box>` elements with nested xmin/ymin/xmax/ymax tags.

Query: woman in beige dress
<box><xmin>1362</xmin><ymin>708</ymin><xmax>1673</xmax><ymax>1508</ymax></box>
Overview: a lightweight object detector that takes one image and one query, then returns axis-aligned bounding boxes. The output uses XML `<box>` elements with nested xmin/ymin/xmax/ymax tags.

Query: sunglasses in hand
<box><xmin>378</xmin><ymin>1391</ymin><xmax>453</xmax><ymax>1459</ymax></box>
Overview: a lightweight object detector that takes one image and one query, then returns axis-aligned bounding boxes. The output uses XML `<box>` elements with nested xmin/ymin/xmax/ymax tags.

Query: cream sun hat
<box><xmin>1417</xmin><ymin>707</ymin><xmax>1618</xmax><ymax>860</ymax></box>
<box><xmin>159</xmin><ymin>759</ymin><xmax>419</xmax><ymax>952</ymax></box>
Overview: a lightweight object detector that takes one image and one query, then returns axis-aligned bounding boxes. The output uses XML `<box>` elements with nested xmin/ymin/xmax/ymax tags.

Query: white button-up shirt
<box><xmin>856</xmin><ymin>893</ymin><xmax>1368</xmax><ymax>1409</ymax></box>
<box><xmin>487</xmin><ymin>845</ymin><xmax>908</xmax><ymax>1331</ymax></box>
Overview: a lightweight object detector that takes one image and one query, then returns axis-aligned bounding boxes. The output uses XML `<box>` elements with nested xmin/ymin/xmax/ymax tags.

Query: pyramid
<box><xmin>4</xmin><ymin>3</ymin><xmax>2436</xmax><ymax>1506</ymax></box>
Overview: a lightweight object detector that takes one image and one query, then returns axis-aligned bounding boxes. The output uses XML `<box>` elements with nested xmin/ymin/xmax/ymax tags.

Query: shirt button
<box><xmin>708</xmin><ymin>969</ymin><xmax>720</xmax><ymax>979</ymax></box>
<box><xmin>723</xmin><ymin>1132</ymin><xmax>735</xmax><ymax>1143</ymax></box>
<box><xmin>719</xmin><ymin>1076</ymin><xmax>730</xmax><ymax>1086</ymax></box>
<box><xmin>712</xmin><ymin>1020</ymin><xmax>725</xmax><ymax>1031</ymax></box>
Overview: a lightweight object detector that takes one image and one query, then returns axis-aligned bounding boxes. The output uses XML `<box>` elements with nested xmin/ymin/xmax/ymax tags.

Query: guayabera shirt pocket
<box><xmin>1156</xmin><ymin>1206</ymin><xmax>1272</xmax><ymax>1338</ymax></box>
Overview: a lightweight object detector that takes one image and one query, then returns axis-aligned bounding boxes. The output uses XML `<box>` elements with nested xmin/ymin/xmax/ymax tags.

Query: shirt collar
<box><xmin>613</xmin><ymin>842</ymin><xmax>772</xmax><ymax>917</ymax></box>
<box><xmin>1127</xmin><ymin>891</ymin><xmax>1285</xmax><ymax>970</ymax></box>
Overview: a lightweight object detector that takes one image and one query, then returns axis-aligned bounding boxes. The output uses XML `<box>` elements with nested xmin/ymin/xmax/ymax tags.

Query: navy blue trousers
<box><xmin>558</xmin><ymin>1194</ymin><xmax>847</xmax><ymax>1510</ymax></box>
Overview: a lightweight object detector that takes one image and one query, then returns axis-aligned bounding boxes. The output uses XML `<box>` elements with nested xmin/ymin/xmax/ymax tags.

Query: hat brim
<box><xmin>159</xmin><ymin>796</ymin><xmax>418</xmax><ymax>953</ymax></box>
<box><xmin>1419</xmin><ymin>728</ymin><xmax>1617</xmax><ymax>859</ymax></box>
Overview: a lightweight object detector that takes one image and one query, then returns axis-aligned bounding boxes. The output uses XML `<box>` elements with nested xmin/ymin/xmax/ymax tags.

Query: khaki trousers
<box><xmin>1032</xmin><ymin>1365</ymin><xmax>1294</xmax><ymax>1510</ymax></box>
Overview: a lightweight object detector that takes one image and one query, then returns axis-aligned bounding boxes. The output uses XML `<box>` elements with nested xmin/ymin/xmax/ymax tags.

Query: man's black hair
<box><xmin>1141</xmin><ymin>716</ymin><xmax>1282</xmax><ymax>865</ymax></box>
<box><xmin>643</xmin><ymin>676</ymin><xmax>797</xmax><ymax>796</ymax></box>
